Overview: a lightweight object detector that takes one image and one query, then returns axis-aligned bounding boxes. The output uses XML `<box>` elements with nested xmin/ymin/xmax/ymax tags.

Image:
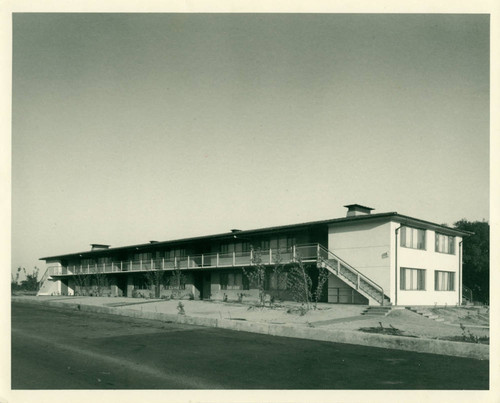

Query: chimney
<box><xmin>91</xmin><ymin>244</ymin><xmax>110</xmax><ymax>251</ymax></box>
<box><xmin>344</xmin><ymin>204</ymin><xmax>374</xmax><ymax>217</ymax></box>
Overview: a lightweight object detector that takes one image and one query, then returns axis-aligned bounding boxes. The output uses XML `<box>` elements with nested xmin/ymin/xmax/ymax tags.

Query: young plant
<box><xmin>242</xmin><ymin>247</ymin><xmax>267</xmax><ymax>307</ymax></box>
<box><xmin>313</xmin><ymin>267</ymin><xmax>329</xmax><ymax>309</ymax></box>
<box><xmin>286</xmin><ymin>255</ymin><xmax>312</xmax><ymax>311</ymax></box>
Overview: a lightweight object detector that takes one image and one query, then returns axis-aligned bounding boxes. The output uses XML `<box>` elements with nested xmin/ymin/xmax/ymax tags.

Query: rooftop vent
<box><xmin>344</xmin><ymin>204</ymin><xmax>374</xmax><ymax>217</ymax></box>
<box><xmin>91</xmin><ymin>244</ymin><xmax>110</xmax><ymax>251</ymax></box>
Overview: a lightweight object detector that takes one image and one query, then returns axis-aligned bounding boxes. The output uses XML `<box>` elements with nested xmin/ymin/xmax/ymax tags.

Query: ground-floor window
<box><xmin>134</xmin><ymin>274</ymin><xmax>149</xmax><ymax>290</ymax></box>
<box><xmin>220</xmin><ymin>271</ymin><xmax>240</xmax><ymax>290</ymax></box>
<box><xmin>400</xmin><ymin>267</ymin><xmax>426</xmax><ymax>290</ymax></box>
<box><xmin>435</xmin><ymin>270</ymin><xmax>455</xmax><ymax>291</ymax></box>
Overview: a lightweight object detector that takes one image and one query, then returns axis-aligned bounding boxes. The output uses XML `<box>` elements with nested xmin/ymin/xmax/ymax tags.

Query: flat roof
<box><xmin>40</xmin><ymin>211</ymin><xmax>472</xmax><ymax>260</ymax></box>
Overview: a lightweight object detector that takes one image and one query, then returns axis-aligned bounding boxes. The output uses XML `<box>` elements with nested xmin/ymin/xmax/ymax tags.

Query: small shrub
<box><xmin>177</xmin><ymin>301</ymin><xmax>185</xmax><ymax>315</ymax></box>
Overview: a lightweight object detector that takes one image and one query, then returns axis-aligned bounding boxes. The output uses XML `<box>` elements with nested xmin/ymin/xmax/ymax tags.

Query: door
<box><xmin>202</xmin><ymin>272</ymin><xmax>211</xmax><ymax>300</ymax></box>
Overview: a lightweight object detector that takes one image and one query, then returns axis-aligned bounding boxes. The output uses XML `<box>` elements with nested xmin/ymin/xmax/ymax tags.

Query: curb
<box><xmin>12</xmin><ymin>297</ymin><xmax>489</xmax><ymax>361</ymax></box>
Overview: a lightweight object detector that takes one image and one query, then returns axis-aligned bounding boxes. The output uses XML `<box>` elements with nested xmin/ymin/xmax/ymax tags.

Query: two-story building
<box><xmin>38</xmin><ymin>204</ymin><xmax>470</xmax><ymax>306</ymax></box>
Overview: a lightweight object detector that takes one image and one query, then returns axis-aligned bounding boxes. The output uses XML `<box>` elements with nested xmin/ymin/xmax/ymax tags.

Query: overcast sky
<box><xmin>12</xmin><ymin>13</ymin><xmax>489</xmax><ymax>273</ymax></box>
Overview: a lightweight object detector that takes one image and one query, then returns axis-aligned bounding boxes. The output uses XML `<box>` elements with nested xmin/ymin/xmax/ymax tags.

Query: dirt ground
<box><xmin>27</xmin><ymin>296</ymin><xmax>489</xmax><ymax>343</ymax></box>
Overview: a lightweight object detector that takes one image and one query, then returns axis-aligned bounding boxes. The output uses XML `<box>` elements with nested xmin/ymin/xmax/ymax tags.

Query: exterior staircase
<box><xmin>316</xmin><ymin>245</ymin><xmax>389</xmax><ymax>306</ymax></box>
<box><xmin>406</xmin><ymin>307</ymin><xmax>445</xmax><ymax>322</ymax></box>
<box><xmin>37</xmin><ymin>266</ymin><xmax>60</xmax><ymax>296</ymax></box>
<box><xmin>361</xmin><ymin>306</ymin><xmax>393</xmax><ymax>316</ymax></box>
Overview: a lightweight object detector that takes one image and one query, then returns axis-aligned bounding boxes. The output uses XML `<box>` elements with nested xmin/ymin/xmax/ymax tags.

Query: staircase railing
<box><xmin>315</xmin><ymin>244</ymin><xmax>386</xmax><ymax>306</ymax></box>
<box><xmin>462</xmin><ymin>285</ymin><xmax>473</xmax><ymax>304</ymax></box>
<box><xmin>36</xmin><ymin>266</ymin><xmax>56</xmax><ymax>296</ymax></box>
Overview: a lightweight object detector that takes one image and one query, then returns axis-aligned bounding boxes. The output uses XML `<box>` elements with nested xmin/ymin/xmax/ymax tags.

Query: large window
<box><xmin>435</xmin><ymin>271</ymin><xmax>455</xmax><ymax>291</ymax></box>
<box><xmin>435</xmin><ymin>233</ymin><xmax>455</xmax><ymax>254</ymax></box>
<box><xmin>400</xmin><ymin>267</ymin><xmax>426</xmax><ymax>290</ymax></box>
<box><xmin>400</xmin><ymin>226</ymin><xmax>426</xmax><ymax>250</ymax></box>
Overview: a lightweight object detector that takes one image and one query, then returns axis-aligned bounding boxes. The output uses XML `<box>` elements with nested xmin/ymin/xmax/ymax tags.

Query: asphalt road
<box><xmin>11</xmin><ymin>302</ymin><xmax>489</xmax><ymax>389</ymax></box>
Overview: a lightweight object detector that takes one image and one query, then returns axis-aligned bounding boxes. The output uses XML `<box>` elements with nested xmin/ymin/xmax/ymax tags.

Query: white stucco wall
<box><xmin>328</xmin><ymin>220</ymin><xmax>392</xmax><ymax>294</ymax></box>
<box><xmin>328</xmin><ymin>219</ymin><xmax>462</xmax><ymax>306</ymax></box>
<box><xmin>390</xmin><ymin>222</ymin><xmax>462</xmax><ymax>306</ymax></box>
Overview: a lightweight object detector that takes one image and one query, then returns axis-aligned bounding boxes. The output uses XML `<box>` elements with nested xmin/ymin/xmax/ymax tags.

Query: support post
<box><xmin>216</xmin><ymin>253</ymin><xmax>219</xmax><ymax>267</ymax></box>
<box><xmin>232</xmin><ymin>251</ymin><xmax>235</xmax><ymax>266</ymax></box>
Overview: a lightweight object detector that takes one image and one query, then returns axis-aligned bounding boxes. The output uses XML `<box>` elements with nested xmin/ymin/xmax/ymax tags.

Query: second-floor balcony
<box><xmin>48</xmin><ymin>244</ymin><xmax>322</xmax><ymax>277</ymax></box>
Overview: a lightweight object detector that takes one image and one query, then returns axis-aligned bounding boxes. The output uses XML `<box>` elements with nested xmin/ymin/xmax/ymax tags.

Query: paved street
<box><xmin>11</xmin><ymin>302</ymin><xmax>488</xmax><ymax>389</ymax></box>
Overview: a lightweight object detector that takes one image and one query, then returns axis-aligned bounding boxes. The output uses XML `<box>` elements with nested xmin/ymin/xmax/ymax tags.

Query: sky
<box><xmin>11</xmin><ymin>13</ymin><xmax>489</xmax><ymax>275</ymax></box>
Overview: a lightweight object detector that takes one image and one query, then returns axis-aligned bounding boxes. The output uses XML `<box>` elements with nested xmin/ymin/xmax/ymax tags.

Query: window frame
<box><xmin>400</xmin><ymin>267</ymin><xmax>426</xmax><ymax>291</ymax></box>
<box><xmin>435</xmin><ymin>233</ymin><xmax>456</xmax><ymax>255</ymax></box>
<box><xmin>434</xmin><ymin>270</ymin><xmax>455</xmax><ymax>291</ymax></box>
<box><xmin>400</xmin><ymin>226</ymin><xmax>426</xmax><ymax>250</ymax></box>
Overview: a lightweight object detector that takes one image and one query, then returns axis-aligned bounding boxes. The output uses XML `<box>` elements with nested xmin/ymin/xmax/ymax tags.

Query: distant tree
<box><xmin>454</xmin><ymin>219</ymin><xmax>489</xmax><ymax>304</ymax></box>
<box><xmin>11</xmin><ymin>267</ymin><xmax>21</xmax><ymax>293</ymax></box>
<box><xmin>21</xmin><ymin>267</ymin><xmax>40</xmax><ymax>292</ymax></box>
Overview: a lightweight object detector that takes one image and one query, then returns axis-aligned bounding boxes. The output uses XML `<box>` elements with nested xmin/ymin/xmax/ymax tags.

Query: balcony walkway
<box><xmin>48</xmin><ymin>244</ymin><xmax>320</xmax><ymax>277</ymax></box>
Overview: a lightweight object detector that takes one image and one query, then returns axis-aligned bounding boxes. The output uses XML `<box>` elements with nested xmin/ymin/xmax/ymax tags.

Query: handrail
<box><xmin>316</xmin><ymin>244</ymin><xmax>385</xmax><ymax>304</ymax></box>
<box><xmin>317</xmin><ymin>245</ymin><xmax>384</xmax><ymax>293</ymax></box>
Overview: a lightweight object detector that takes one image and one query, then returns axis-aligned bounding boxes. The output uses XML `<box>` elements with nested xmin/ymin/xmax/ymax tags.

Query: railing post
<box><xmin>188</xmin><ymin>256</ymin><xmax>190</xmax><ymax>268</ymax></box>
<box><xmin>216</xmin><ymin>253</ymin><xmax>219</xmax><ymax>267</ymax></box>
<box><xmin>293</xmin><ymin>245</ymin><xmax>296</xmax><ymax>261</ymax></box>
<box><xmin>151</xmin><ymin>258</ymin><xmax>154</xmax><ymax>270</ymax></box>
<box><xmin>201</xmin><ymin>254</ymin><xmax>204</xmax><ymax>267</ymax></box>
<box><xmin>357</xmin><ymin>275</ymin><xmax>360</xmax><ymax>290</ymax></box>
<box><xmin>269</xmin><ymin>249</ymin><xmax>272</xmax><ymax>264</ymax></box>
<box><xmin>317</xmin><ymin>243</ymin><xmax>320</xmax><ymax>259</ymax></box>
<box><xmin>174</xmin><ymin>256</ymin><xmax>177</xmax><ymax>269</ymax></box>
<box><xmin>87</xmin><ymin>263</ymin><xmax>90</xmax><ymax>274</ymax></box>
<box><xmin>140</xmin><ymin>258</ymin><xmax>142</xmax><ymax>271</ymax></box>
<box><xmin>232</xmin><ymin>251</ymin><xmax>235</xmax><ymax>266</ymax></box>
<box><xmin>162</xmin><ymin>258</ymin><xmax>164</xmax><ymax>270</ymax></box>
<box><xmin>250</xmin><ymin>249</ymin><xmax>253</xmax><ymax>264</ymax></box>
<box><xmin>129</xmin><ymin>261</ymin><xmax>132</xmax><ymax>271</ymax></box>
<box><xmin>121</xmin><ymin>261</ymin><xmax>123</xmax><ymax>271</ymax></box>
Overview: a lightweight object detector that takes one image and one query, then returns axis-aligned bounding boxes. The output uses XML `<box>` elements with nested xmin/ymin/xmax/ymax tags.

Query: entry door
<box><xmin>117</xmin><ymin>275</ymin><xmax>128</xmax><ymax>297</ymax></box>
<box><xmin>202</xmin><ymin>273</ymin><xmax>211</xmax><ymax>300</ymax></box>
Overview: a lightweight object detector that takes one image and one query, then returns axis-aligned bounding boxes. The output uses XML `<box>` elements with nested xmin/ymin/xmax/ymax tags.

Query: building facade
<box><xmin>38</xmin><ymin>204</ymin><xmax>469</xmax><ymax>306</ymax></box>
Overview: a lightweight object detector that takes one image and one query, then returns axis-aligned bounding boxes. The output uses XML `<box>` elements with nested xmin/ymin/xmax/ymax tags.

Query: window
<box><xmin>220</xmin><ymin>272</ymin><xmax>228</xmax><ymax>290</ymax></box>
<box><xmin>435</xmin><ymin>233</ymin><xmax>455</xmax><ymax>254</ymax></box>
<box><xmin>134</xmin><ymin>252</ymin><xmax>152</xmax><ymax>261</ymax></box>
<box><xmin>227</xmin><ymin>272</ymin><xmax>240</xmax><ymax>289</ymax></box>
<box><xmin>260</xmin><ymin>240</ymin><xmax>270</xmax><ymax>250</ymax></box>
<box><xmin>435</xmin><ymin>271</ymin><xmax>455</xmax><ymax>291</ymax></box>
<box><xmin>400</xmin><ymin>227</ymin><xmax>426</xmax><ymax>250</ymax></box>
<box><xmin>400</xmin><ymin>267</ymin><xmax>426</xmax><ymax>290</ymax></box>
<box><xmin>135</xmin><ymin>274</ymin><xmax>149</xmax><ymax>290</ymax></box>
<box><xmin>220</xmin><ymin>243</ymin><xmax>234</xmax><ymax>254</ymax></box>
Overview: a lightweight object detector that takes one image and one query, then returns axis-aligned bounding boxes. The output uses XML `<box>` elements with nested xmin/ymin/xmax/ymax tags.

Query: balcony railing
<box><xmin>48</xmin><ymin>244</ymin><xmax>320</xmax><ymax>276</ymax></box>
